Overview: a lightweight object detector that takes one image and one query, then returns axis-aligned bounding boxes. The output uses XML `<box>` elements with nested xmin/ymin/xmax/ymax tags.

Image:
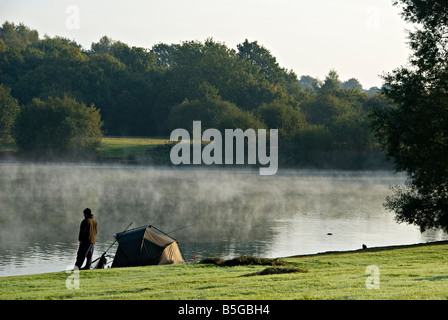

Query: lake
<box><xmin>1</xmin><ymin>163</ymin><xmax>447</xmax><ymax>277</ymax></box>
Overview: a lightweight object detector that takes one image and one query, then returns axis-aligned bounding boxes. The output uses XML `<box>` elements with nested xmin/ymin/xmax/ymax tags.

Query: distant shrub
<box><xmin>14</xmin><ymin>95</ymin><xmax>103</xmax><ymax>159</ymax></box>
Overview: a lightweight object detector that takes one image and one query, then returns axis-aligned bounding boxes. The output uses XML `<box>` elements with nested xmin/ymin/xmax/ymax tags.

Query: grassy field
<box><xmin>97</xmin><ymin>136</ymin><xmax>170</xmax><ymax>159</ymax></box>
<box><xmin>0</xmin><ymin>136</ymin><xmax>171</xmax><ymax>158</ymax></box>
<box><xmin>1</xmin><ymin>242</ymin><xmax>448</xmax><ymax>300</ymax></box>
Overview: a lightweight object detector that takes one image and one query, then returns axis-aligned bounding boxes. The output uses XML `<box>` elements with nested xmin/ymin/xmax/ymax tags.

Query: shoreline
<box><xmin>2</xmin><ymin>240</ymin><xmax>448</xmax><ymax>278</ymax></box>
<box><xmin>2</xmin><ymin>240</ymin><xmax>448</xmax><ymax>299</ymax></box>
<box><xmin>285</xmin><ymin>239</ymin><xmax>448</xmax><ymax>258</ymax></box>
<box><xmin>0</xmin><ymin>145</ymin><xmax>394</xmax><ymax>171</ymax></box>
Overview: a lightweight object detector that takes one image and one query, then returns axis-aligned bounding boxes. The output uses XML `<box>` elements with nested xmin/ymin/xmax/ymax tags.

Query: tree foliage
<box><xmin>0</xmin><ymin>84</ymin><xmax>20</xmax><ymax>142</ymax></box>
<box><xmin>371</xmin><ymin>1</ymin><xmax>448</xmax><ymax>232</ymax></box>
<box><xmin>0</xmin><ymin>21</ymin><xmax>390</xmax><ymax>167</ymax></box>
<box><xmin>13</xmin><ymin>96</ymin><xmax>103</xmax><ymax>159</ymax></box>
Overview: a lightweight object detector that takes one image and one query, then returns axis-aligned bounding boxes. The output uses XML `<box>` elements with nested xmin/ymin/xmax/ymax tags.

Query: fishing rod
<box><xmin>166</xmin><ymin>224</ymin><xmax>193</xmax><ymax>235</ymax></box>
<box><xmin>91</xmin><ymin>221</ymin><xmax>133</xmax><ymax>265</ymax></box>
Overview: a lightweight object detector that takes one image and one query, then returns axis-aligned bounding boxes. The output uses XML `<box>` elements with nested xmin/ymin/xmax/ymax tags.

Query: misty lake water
<box><xmin>1</xmin><ymin>162</ymin><xmax>447</xmax><ymax>277</ymax></box>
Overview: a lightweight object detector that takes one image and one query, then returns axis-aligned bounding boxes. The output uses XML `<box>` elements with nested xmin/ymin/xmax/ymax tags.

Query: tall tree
<box><xmin>237</xmin><ymin>39</ymin><xmax>284</xmax><ymax>84</ymax></box>
<box><xmin>319</xmin><ymin>69</ymin><xmax>342</xmax><ymax>93</ymax></box>
<box><xmin>298</xmin><ymin>75</ymin><xmax>321</xmax><ymax>92</ymax></box>
<box><xmin>371</xmin><ymin>0</ymin><xmax>448</xmax><ymax>232</ymax></box>
<box><xmin>342</xmin><ymin>78</ymin><xmax>363</xmax><ymax>91</ymax></box>
<box><xmin>0</xmin><ymin>21</ymin><xmax>39</xmax><ymax>49</ymax></box>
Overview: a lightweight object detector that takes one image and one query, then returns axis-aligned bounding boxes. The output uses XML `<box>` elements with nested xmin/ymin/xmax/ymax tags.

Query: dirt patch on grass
<box><xmin>240</xmin><ymin>267</ymin><xmax>308</xmax><ymax>277</ymax></box>
<box><xmin>199</xmin><ymin>255</ymin><xmax>285</xmax><ymax>267</ymax></box>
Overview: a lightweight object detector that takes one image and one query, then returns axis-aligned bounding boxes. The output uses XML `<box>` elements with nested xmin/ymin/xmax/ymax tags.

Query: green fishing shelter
<box><xmin>111</xmin><ymin>225</ymin><xmax>186</xmax><ymax>268</ymax></box>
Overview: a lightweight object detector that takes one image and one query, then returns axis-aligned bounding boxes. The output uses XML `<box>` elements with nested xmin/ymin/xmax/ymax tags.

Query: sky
<box><xmin>0</xmin><ymin>0</ymin><xmax>412</xmax><ymax>89</ymax></box>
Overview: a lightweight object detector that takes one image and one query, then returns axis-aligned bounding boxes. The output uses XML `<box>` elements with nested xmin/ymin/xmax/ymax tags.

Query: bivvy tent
<box><xmin>111</xmin><ymin>225</ymin><xmax>186</xmax><ymax>268</ymax></box>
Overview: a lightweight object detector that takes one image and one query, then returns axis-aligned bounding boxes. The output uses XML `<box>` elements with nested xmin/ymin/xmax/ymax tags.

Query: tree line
<box><xmin>0</xmin><ymin>21</ymin><xmax>392</xmax><ymax>167</ymax></box>
<box><xmin>3</xmin><ymin>0</ymin><xmax>448</xmax><ymax>238</ymax></box>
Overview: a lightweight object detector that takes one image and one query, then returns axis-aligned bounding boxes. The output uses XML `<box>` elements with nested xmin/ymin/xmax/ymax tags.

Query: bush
<box><xmin>199</xmin><ymin>255</ymin><xmax>285</xmax><ymax>266</ymax></box>
<box><xmin>13</xmin><ymin>95</ymin><xmax>103</xmax><ymax>159</ymax></box>
<box><xmin>0</xmin><ymin>84</ymin><xmax>20</xmax><ymax>143</ymax></box>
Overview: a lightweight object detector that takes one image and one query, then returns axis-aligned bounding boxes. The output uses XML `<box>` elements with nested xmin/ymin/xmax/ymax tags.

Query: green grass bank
<box><xmin>97</xmin><ymin>136</ymin><xmax>170</xmax><ymax>159</ymax></box>
<box><xmin>1</xmin><ymin>242</ymin><xmax>448</xmax><ymax>300</ymax></box>
<box><xmin>0</xmin><ymin>136</ymin><xmax>172</xmax><ymax>164</ymax></box>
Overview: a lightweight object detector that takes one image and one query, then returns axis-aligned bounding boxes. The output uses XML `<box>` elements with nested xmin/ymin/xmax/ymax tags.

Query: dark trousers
<box><xmin>75</xmin><ymin>242</ymin><xmax>95</xmax><ymax>269</ymax></box>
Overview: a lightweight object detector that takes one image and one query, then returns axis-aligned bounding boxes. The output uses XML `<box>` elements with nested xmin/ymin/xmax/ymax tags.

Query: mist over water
<box><xmin>1</xmin><ymin>163</ymin><xmax>447</xmax><ymax>276</ymax></box>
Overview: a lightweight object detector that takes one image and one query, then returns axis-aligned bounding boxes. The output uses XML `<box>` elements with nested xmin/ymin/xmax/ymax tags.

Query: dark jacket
<box><xmin>78</xmin><ymin>216</ymin><xmax>97</xmax><ymax>244</ymax></box>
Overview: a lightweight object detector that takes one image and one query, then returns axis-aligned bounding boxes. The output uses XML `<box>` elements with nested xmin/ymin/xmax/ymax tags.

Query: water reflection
<box><xmin>1</xmin><ymin>163</ymin><xmax>447</xmax><ymax>276</ymax></box>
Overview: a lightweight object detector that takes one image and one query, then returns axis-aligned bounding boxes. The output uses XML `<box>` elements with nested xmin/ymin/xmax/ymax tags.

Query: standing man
<box><xmin>75</xmin><ymin>208</ymin><xmax>98</xmax><ymax>270</ymax></box>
